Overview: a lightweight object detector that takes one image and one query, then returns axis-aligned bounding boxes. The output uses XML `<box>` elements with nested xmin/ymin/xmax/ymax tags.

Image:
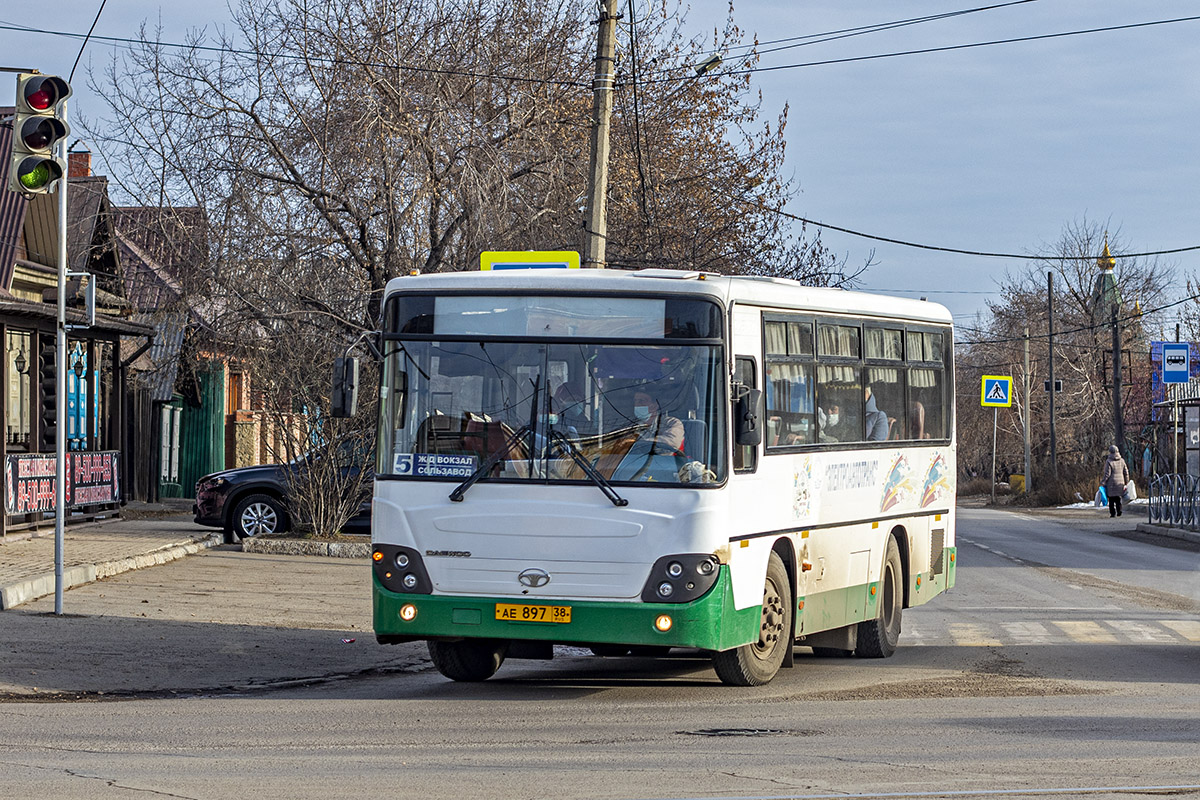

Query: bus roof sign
<box><xmin>480</xmin><ymin>250</ymin><xmax>580</xmax><ymax>271</ymax></box>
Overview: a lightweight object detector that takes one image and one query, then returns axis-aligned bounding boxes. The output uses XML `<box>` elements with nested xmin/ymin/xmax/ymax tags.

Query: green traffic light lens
<box><xmin>19</xmin><ymin>163</ymin><xmax>52</xmax><ymax>190</ymax></box>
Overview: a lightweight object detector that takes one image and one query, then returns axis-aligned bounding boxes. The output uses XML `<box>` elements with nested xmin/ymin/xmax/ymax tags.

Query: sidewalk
<box><xmin>0</xmin><ymin>503</ymin><xmax>221</xmax><ymax>610</ymax></box>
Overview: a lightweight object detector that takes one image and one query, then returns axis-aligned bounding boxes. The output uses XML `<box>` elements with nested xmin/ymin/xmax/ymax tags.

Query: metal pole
<box><xmin>1111</xmin><ymin>305</ymin><xmax>1124</xmax><ymax>460</ymax></box>
<box><xmin>54</xmin><ymin>100</ymin><xmax>69</xmax><ymax>615</ymax></box>
<box><xmin>1174</xmin><ymin>323</ymin><xmax>1180</xmax><ymax>477</ymax></box>
<box><xmin>1023</xmin><ymin>327</ymin><xmax>1032</xmax><ymax>495</ymax></box>
<box><xmin>1047</xmin><ymin>271</ymin><xmax>1058</xmax><ymax>478</ymax></box>
<box><xmin>991</xmin><ymin>407</ymin><xmax>998</xmax><ymax>504</ymax></box>
<box><xmin>582</xmin><ymin>0</ymin><xmax>617</xmax><ymax>269</ymax></box>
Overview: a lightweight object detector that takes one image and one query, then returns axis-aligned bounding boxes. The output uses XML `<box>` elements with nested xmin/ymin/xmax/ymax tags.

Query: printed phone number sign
<box><xmin>393</xmin><ymin>453</ymin><xmax>478</xmax><ymax>478</ymax></box>
<box><xmin>4</xmin><ymin>451</ymin><xmax>122</xmax><ymax>515</ymax></box>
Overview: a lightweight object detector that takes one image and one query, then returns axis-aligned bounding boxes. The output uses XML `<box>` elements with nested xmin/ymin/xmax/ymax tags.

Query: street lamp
<box><xmin>14</xmin><ymin>350</ymin><xmax>27</xmax><ymax>375</ymax></box>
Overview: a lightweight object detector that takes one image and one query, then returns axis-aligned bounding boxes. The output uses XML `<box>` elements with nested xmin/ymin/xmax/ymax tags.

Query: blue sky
<box><xmin>3</xmin><ymin>1</ymin><xmax>1197</xmax><ymax>326</ymax></box>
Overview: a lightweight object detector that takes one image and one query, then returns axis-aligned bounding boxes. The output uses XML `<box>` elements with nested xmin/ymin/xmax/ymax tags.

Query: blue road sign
<box><xmin>981</xmin><ymin>375</ymin><xmax>1013</xmax><ymax>407</ymax></box>
<box><xmin>1163</xmin><ymin>343</ymin><xmax>1191</xmax><ymax>384</ymax></box>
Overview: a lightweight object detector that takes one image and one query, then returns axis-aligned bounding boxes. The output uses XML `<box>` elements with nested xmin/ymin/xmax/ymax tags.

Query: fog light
<box><xmin>657</xmin><ymin>581</ymin><xmax>674</xmax><ymax>598</ymax></box>
<box><xmin>667</xmin><ymin>561</ymin><xmax>683</xmax><ymax>578</ymax></box>
<box><xmin>654</xmin><ymin>614</ymin><xmax>672</xmax><ymax>632</ymax></box>
<box><xmin>395</xmin><ymin>553</ymin><xmax>410</xmax><ymax>569</ymax></box>
<box><xmin>402</xmin><ymin>574</ymin><xmax>418</xmax><ymax>589</ymax></box>
<box><xmin>373</xmin><ymin>551</ymin><xmax>384</xmax><ymax>562</ymax></box>
<box><xmin>697</xmin><ymin>559</ymin><xmax>715</xmax><ymax>576</ymax></box>
<box><xmin>399</xmin><ymin>604</ymin><xmax>417</xmax><ymax>621</ymax></box>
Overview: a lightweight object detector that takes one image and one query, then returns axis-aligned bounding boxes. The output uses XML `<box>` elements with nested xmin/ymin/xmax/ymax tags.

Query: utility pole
<box><xmin>54</xmin><ymin>99</ymin><xmax>68</xmax><ymax>615</ymax></box>
<box><xmin>1111</xmin><ymin>305</ymin><xmax>1124</xmax><ymax>460</ymax></box>
<box><xmin>1023</xmin><ymin>327</ymin><xmax>1032</xmax><ymax>496</ymax></box>
<box><xmin>1047</xmin><ymin>271</ymin><xmax>1058</xmax><ymax>478</ymax></box>
<box><xmin>1175</xmin><ymin>322</ymin><xmax>1181</xmax><ymax>476</ymax></box>
<box><xmin>582</xmin><ymin>0</ymin><xmax>618</xmax><ymax>269</ymax></box>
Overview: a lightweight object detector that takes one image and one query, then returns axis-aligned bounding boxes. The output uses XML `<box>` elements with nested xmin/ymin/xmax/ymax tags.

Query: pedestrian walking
<box><xmin>1100</xmin><ymin>444</ymin><xmax>1130</xmax><ymax>518</ymax></box>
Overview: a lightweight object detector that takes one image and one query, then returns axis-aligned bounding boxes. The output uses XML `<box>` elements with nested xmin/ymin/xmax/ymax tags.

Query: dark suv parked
<box><xmin>193</xmin><ymin>460</ymin><xmax>371</xmax><ymax>541</ymax></box>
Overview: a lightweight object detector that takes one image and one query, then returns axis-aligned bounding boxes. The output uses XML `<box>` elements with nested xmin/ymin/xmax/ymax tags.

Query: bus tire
<box><xmin>428</xmin><ymin>639</ymin><xmax>507</xmax><ymax>682</ymax></box>
<box><xmin>712</xmin><ymin>552</ymin><xmax>792</xmax><ymax>686</ymax></box>
<box><xmin>856</xmin><ymin>536</ymin><xmax>903</xmax><ymax>658</ymax></box>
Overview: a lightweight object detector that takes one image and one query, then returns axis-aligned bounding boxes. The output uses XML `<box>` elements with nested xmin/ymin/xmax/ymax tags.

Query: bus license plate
<box><xmin>495</xmin><ymin>603</ymin><xmax>572</xmax><ymax>624</ymax></box>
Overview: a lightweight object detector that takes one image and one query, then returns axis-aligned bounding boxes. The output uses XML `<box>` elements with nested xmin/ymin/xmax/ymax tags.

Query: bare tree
<box><xmin>955</xmin><ymin>218</ymin><xmax>1174</xmax><ymax>499</ymax></box>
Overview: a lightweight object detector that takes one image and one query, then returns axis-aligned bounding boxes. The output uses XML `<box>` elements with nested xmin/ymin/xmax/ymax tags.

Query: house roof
<box><xmin>0</xmin><ymin>109</ymin><xmax>31</xmax><ymax>291</ymax></box>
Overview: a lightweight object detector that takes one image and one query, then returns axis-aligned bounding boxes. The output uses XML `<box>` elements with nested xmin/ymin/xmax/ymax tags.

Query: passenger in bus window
<box><xmin>633</xmin><ymin>390</ymin><xmax>684</xmax><ymax>454</ymax></box>
<box><xmin>908</xmin><ymin>401</ymin><xmax>927</xmax><ymax>439</ymax></box>
<box><xmin>818</xmin><ymin>404</ymin><xmax>841</xmax><ymax>442</ymax></box>
<box><xmin>864</xmin><ymin>386</ymin><xmax>890</xmax><ymax>441</ymax></box>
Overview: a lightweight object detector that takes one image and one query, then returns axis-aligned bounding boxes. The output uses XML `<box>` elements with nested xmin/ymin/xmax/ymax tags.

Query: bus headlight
<box><xmin>641</xmin><ymin>554</ymin><xmax>720</xmax><ymax>603</ymax></box>
<box><xmin>372</xmin><ymin>545</ymin><xmax>432</xmax><ymax>595</ymax></box>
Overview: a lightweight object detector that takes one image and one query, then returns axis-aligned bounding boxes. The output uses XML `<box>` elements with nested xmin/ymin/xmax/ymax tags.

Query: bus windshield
<box><xmin>378</xmin><ymin>336</ymin><xmax>726</xmax><ymax>487</ymax></box>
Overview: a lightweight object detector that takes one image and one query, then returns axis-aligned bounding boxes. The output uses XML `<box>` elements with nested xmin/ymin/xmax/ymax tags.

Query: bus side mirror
<box><xmin>735</xmin><ymin>387</ymin><xmax>763</xmax><ymax>446</ymax></box>
<box><xmin>332</xmin><ymin>357</ymin><xmax>359</xmax><ymax>418</ymax></box>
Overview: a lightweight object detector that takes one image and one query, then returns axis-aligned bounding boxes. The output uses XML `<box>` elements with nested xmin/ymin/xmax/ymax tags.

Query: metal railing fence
<box><xmin>1147</xmin><ymin>474</ymin><xmax>1200</xmax><ymax>529</ymax></box>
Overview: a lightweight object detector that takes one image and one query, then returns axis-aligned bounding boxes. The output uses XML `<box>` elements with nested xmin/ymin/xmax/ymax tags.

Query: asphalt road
<box><xmin>0</xmin><ymin>506</ymin><xmax>1197</xmax><ymax>800</ymax></box>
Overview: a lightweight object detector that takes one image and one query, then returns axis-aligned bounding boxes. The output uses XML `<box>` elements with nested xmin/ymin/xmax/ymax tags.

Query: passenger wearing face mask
<box><xmin>818</xmin><ymin>404</ymin><xmax>842</xmax><ymax>442</ymax></box>
<box><xmin>632</xmin><ymin>390</ymin><xmax>684</xmax><ymax>454</ymax></box>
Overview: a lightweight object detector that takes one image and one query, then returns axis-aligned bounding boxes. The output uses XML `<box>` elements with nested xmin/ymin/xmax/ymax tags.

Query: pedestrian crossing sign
<box><xmin>981</xmin><ymin>375</ymin><xmax>1013</xmax><ymax>407</ymax></box>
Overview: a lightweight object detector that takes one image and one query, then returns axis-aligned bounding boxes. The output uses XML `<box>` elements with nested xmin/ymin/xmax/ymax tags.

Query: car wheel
<box><xmin>428</xmin><ymin>640</ymin><xmax>507</xmax><ymax>682</ymax></box>
<box><xmin>230</xmin><ymin>493</ymin><xmax>289</xmax><ymax>541</ymax></box>
<box><xmin>856</xmin><ymin>536</ymin><xmax>903</xmax><ymax>658</ymax></box>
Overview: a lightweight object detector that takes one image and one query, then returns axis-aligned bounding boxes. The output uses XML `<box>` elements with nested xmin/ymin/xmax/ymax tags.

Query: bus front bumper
<box><xmin>373</xmin><ymin>568</ymin><xmax>757</xmax><ymax>652</ymax></box>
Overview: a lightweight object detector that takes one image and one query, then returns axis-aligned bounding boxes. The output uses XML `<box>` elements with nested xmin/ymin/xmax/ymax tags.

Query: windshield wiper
<box><xmin>448</xmin><ymin>423</ymin><xmax>531</xmax><ymax>503</ymax></box>
<box><xmin>550</xmin><ymin>430</ymin><xmax>628</xmax><ymax>507</ymax></box>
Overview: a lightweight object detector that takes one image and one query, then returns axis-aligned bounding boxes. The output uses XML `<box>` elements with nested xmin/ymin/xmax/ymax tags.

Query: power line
<box><xmin>725</xmin><ymin>194</ymin><xmax>1200</xmax><ymax>261</ymax></box>
<box><xmin>671</xmin><ymin>13</ymin><xmax>1200</xmax><ymax>82</ymax></box>
<box><xmin>0</xmin><ymin>21</ymin><xmax>592</xmax><ymax>89</ymax></box>
<box><xmin>691</xmin><ymin>1</ymin><xmax>1037</xmax><ymax>61</ymax></box>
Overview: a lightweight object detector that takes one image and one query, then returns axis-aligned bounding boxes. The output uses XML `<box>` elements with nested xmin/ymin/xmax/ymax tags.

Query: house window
<box><xmin>6</xmin><ymin>330</ymin><xmax>31</xmax><ymax>450</ymax></box>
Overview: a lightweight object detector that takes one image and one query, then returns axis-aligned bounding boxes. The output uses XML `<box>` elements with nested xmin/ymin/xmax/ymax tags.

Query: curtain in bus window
<box><xmin>818</xmin><ymin>325</ymin><xmax>860</xmax><ymax>358</ymax></box>
<box><xmin>764</xmin><ymin>322</ymin><xmax>787</xmax><ymax>356</ymax></box>
<box><xmin>865</xmin><ymin>329</ymin><xmax>904</xmax><ymax>360</ymax></box>
<box><xmin>865</xmin><ymin>366</ymin><xmax>904</xmax><ymax>440</ymax></box>
<box><xmin>816</xmin><ymin>364</ymin><xmax>862</xmax><ymax>443</ymax></box>
<box><xmin>765</xmin><ymin>361</ymin><xmax>814</xmax><ymax>446</ymax></box>
<box><xmin>909</xmin><ymin>367</ymin><xmax>944</xmax><ymax>439</ymax></box>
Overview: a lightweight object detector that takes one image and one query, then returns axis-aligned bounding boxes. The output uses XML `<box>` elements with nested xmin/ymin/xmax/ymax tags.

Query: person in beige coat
<box><xmin>1101</xmin><ymin>444</ymin><xmax>1130</xmax><ymax>518</ymax></box>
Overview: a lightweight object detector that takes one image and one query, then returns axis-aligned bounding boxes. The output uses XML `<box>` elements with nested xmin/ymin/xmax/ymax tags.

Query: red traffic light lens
<box><xmin>27</xmin><ymin>87</ymin><xmax>53</xmax><ymax>110</ymax></box>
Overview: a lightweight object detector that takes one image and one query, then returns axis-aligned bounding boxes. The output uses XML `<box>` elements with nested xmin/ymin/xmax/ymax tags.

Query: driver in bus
<box><xmin>632</xmin><ymin>390</ymin><xmax>684</xmax><ymax>455</ymax></box>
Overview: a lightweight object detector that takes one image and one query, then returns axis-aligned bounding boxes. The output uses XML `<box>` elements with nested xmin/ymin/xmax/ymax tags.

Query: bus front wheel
<box><xmin>712</xmin><ymin>552</ymin><xmax>792</xmax><ymax>686</ymax></box>
<box><xmin>856</xmin><ymin>536</ymin><xmax>903</xmax><ymax>658</ymax></box>
<box><xmin>428</xmin><ymin>639</ymin><xmax>508</xmax><ymax>682</ymax></box>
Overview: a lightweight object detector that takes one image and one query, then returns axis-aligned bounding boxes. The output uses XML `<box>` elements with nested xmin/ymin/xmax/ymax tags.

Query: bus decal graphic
<box><xmin>880</xmin><ymin>454</ymin><xmax>914</xmax><ymax>513</ymax></box>
<box><xmin>921</xmin><ymin>455</ymin><xmax>953</xmax><ymax>508</ymax></box>
<box><xmin>792</xmin><ymin>459</ymin><xmax>813</xmax><ymax>520</ymax></box>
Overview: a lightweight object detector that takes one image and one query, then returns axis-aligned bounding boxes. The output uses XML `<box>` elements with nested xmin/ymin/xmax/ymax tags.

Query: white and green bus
<box><xmin>351</xmin><ymin>268</ymin><xmax>956</xmax><ymax>685</ymax></box>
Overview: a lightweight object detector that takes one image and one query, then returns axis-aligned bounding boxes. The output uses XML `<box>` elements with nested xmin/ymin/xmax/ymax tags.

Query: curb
<box><xmin>1135</xmin><ymin>523</ymin><xmax>1200</xmax><ymax>546</ymax></box>
<box><xmin>241</xmin><ymin>538</ymin><xmax>371</xmax><ymax>559</ymax></box>
<box><xmin>0</xmin><ymin>533</ymin><xmax>224</xmax><ymax>610</ymax></box>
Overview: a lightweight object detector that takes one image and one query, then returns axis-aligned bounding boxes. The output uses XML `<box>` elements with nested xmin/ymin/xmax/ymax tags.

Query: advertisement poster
<box><xmin>4</xmin><ymin>451</ymin><xmax>121</xmax><ymax>515</ymax></box>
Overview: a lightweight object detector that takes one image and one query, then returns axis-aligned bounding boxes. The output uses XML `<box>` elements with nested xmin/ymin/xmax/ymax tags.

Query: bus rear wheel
<box><xmin>856</xmin><ymin>536</ymin><xmax>903</xmax><ymax>658</ymax></box>
<box><xmin>428</xmin><ymin>639</ymin><xmax>507</xmax><ymax>682</ymax></box>
<box><xmin>712</xmin><ymin>552</ymin><xmax>792</xmax><ymax>686</ymax></box>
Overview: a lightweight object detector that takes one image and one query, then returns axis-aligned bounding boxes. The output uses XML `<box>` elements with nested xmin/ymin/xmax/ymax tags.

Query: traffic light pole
<box><xmin>53</xmin><ymin>99</ymin><xmax>68</xmax><ymax>615</ymax></box>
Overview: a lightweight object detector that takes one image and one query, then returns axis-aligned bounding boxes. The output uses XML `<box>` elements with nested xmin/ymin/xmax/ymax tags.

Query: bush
<box><xmin>1023</xmin><ymin>465</ymin><xmax>1099</xmax><ymax>507</ymax></box>
<box><xmin>959</xmin><ymin>477</ymin><xmax>991</xmax><ymax>497</ymax></box>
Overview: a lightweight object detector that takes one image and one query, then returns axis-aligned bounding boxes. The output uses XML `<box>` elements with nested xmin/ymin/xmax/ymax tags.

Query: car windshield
<box><xmin>377</xmin><ymin>339</ymin><xmax>726</xmax><ymax>486</ymax></box>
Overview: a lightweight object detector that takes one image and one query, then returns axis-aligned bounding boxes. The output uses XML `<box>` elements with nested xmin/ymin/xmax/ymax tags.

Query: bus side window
<box><xmin>734</xmin><ymin>357</ymin><xmax>758</xmax><ymax>472</ymax></box>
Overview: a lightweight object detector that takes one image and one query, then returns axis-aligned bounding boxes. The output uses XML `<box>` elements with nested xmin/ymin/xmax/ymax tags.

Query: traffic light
<box><xmin>8</xmin><ymin>73</ymin><xmax>72</xmax><ymax>195</ymax></box>
<box><xmin>39</xmin><ymin>341</ymin><xmax>57</xmax><ymax>451</ymax></box>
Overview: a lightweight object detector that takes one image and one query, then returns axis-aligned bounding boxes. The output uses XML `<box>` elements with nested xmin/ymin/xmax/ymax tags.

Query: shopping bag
<box><xmin>1123</xmin><ymin>481</ymin><xmax>1137</xmax><ymax>502</ymax></box>
<box><xmin>1093</xmin><ymin>487</ymin><xmax>1107</xmax><ymax>507</ymax></box>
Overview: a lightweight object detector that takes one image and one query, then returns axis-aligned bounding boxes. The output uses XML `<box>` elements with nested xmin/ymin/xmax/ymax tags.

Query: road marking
<box><xmin>1160</xmin><ymin>619</ymin><xmax>1200</xmax><ymax>641</ymax></box>
<box><xmin>1000</xmin><ymin>621</ymin><xmax>1051</xmax><ymax>644</ymax></box>
<box><xmin>1051</xmin><ymin>620</ymin><xmax>1118</xmax><ymax>643</ymax></box>
<box><xmin>948</xmin><ymin>623</ymin><xmax>1003</xmax><ymax>646</ymax></box>
<box><xmin>1105</xmin><ymin>620</ymin><xmax>1179</xmax><ymax>643</ymax></box>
